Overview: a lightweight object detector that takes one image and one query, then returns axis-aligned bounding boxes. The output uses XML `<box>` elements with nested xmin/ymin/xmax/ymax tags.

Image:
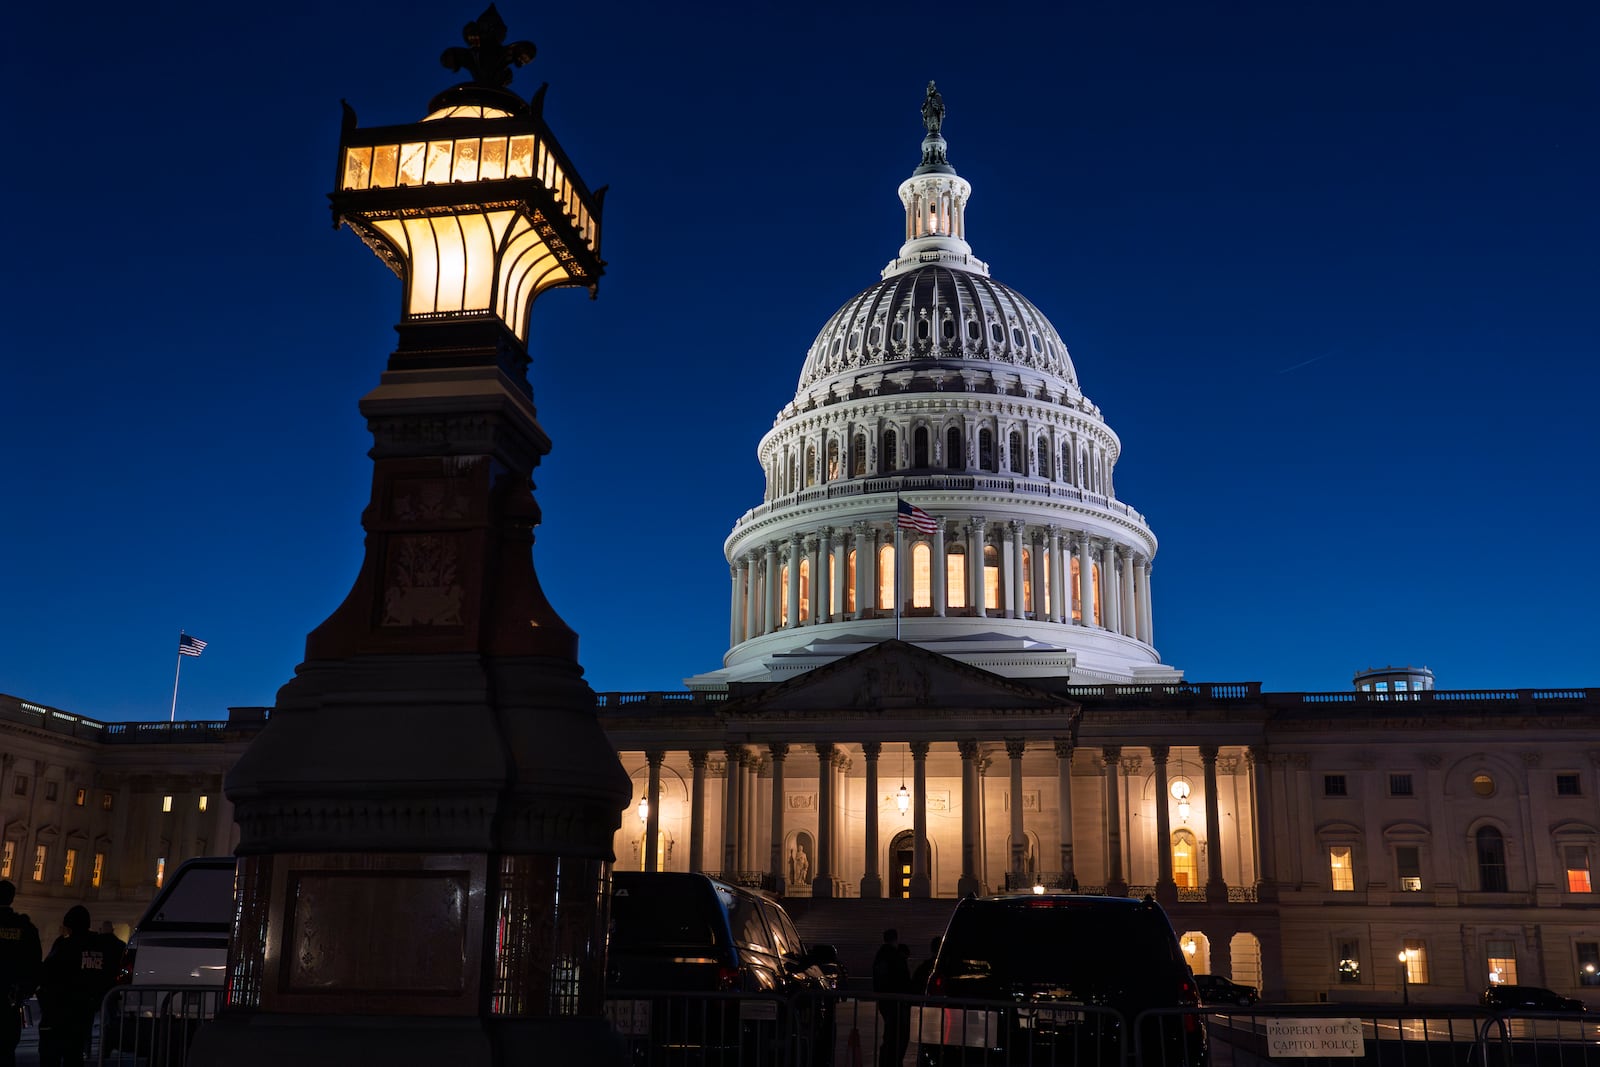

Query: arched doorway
<box><xmin>889</xmin><ymin>829</ymin><xmax>916</xmax><ymax>899</ymax></box>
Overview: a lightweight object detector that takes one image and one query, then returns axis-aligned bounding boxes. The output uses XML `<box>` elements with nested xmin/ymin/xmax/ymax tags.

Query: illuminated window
<box><xmin>946</xmin><ymin>547</ymin><xmax>966</xmax><ymax>609</ymax></box>
<box><xmin>155</xmin><ymin>857</ymin><xmax>166</xmax><ymax>888</ymax></box>
<box><xmin>1021</xmin><ymin>549</ymin><xmax>1032</xmax><ymax>611</ymax></box>
<box><xmin>1337</xmin><ymin>941</ymin><xmax>1361</xmax><ymax>984</ymax></box>
<box><xmin>845</xmin><ymin>551</ymin><xmax>856</xmax><ymax>613</ymax></box>
<box><xmin>0</xmin><ymin>842</ymin><xmax>11</xmax><ymax>879</ymax></box>
<box><xmin>1041</xmin><ymin>552</ymin><xmax>1050</xmax><ymax>616</ymax></box>
<box><xmin>778</xmin><ymin>565</ymin><xmax>790</xmax><ymax>626</ymax></box>
<box><xmin>1477</xmin><ymin>827</ymin><xmax>1508</xmax><ymax>892</ymax></box>
<box><xmin>102</xmin><ymin>792</ymin><xmax>113</xmax><ymax>812</ymax></box>
<box><xmin>983</xmin><ymin>545</ymin><xmax>1000</xmax><ymax>612</ymax></box>
<box><xmin>198</xmin><ymin>795</ymin><xmax>208</xmax><ymax>812</ymax></box>
<box><xmin>162</xmin><ymin>795</ymin><xmax>173</xmax><ymax>813</ymax></box>
<box><xmin>1091</xmin><ymin>562</ymin><xmax>1102</xmax><ymax>625</ymax></box>
<box><xmin>1172</xmin><ymin>830</ymin><xmax>1198</xmax><ymax>889</ymax></box>
<box><xmin>978</xmin><ymin>429</ymin><xmax>995</xmax><ymax>472</ymax></box>
<box><xmin>74</xmin><ymin>789</ymin><xmax>85</xmax><ymax>807</ymax></box>
<box><xmin>826</xmin><ymin>439</ymin><xmax>840</xmax><ymax>481</ymax></box>
<box><xmin>798</xmin><ymin>559</ymin><xmax>811</xmax><ymax>623</ymax></box>
<box><xmin>946</xmin><ymin>428</ymin><xmax>962</xmax><ymax>470</ymax></box>
<box><xmin>1402</xmin><ymin>940</ymin><xmax>1429</xmax><ymax>983</ymax></box>
<box><xmin>1565</xmin><ymin>847</ymin><xmax>1592</xmax><ymax>893</ymax></box>
<box><xmin>1397</xmin><ymin>846</ymin><xmax>1423</xmax><ymax>891</ymax></box>
<box><xmin>913</xmin><ymin>427</ymin><xmax>930</xmax><ymax>468</ymax></box>
<box><xmin>912</xmin><ymin>543</ymin><xmax>931</xmax><ymax>608</ymax></box>
<box><xmin>1487</xmin><ymin>940</ymin><xmax>1517</xmax><ymax>985</ymax></box>
<box><xmin>91</xmin><ymin>852</ymin><xmax>104</xmax><ymax>889</ymax></box>
<box><xmin>32</xmin><ymin>845</ymin><xmax>47</xmax><ymax>883</ymax></box>
<box><xmin>63</xmin><ymin>849</ymin><xmax>77</xmax><ymax>886</ymax></box>
<box><xmin>881</xmin><ymin>429</ymin><xmax>898</xmax><ymax>474</ymax></box>
<box><xmin>877</xmin><ymin>544</ymin><xmax>896</xmax><ymax>611</ymax></box>
<box><xmin>804</xmin><ymin>444</ymin><xmax>816</xmax><ymax>487</ymax></box>
<box><xmin>1329</xmin><ymin>846</ymin><xmax>1354</xmax><ymax>891</ymax></box>
<box><xmin>1472</xmin><ymin>774</ymin><xmax>1495</xmax><ymax>798</ymax></box>
<box><xmin>1070</xmin><ymin>556</ymin><xmax>1082</xmax><ymax>621</ymax></box>
<box><xmin>1578</xmin><ymin>943</ymin><xmax>1600</xmax><ymax>986</ymax></box>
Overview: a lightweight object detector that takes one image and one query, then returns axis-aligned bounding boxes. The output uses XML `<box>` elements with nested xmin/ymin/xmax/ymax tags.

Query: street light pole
<box><xmin>1398</xmin><ymin>950</ymin><xmax>1411</xmax><ymax>1006</ymax></box>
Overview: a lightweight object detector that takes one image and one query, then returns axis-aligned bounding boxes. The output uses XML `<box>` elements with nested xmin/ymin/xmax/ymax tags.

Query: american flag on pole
<box><xmin>896</xmin><ymin>498</ymin><xmax>939</xmax><ymax>534</ymax></box>
<box><xmin>178</xmin><ymin>634</ymin><xmax>207</xmax><ymax>657</ymax></box>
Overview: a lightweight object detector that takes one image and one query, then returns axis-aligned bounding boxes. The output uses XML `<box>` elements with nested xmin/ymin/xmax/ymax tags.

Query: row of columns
<box><xmin>635</xmin><ymin>741</ymin><xmax>1277</xmax><ymax>901</ymax></box>
<box><xmin>728</xmin><ymin>520</ymin><xmax>1155</xmax><ymax>646</ymax></box>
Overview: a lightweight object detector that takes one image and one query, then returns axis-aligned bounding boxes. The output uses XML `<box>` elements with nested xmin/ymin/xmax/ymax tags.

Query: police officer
<box><xmin>0</xmin><ymin>881</ymin><xmax>41</xmax><ymax>1067</ymax></box>
<box><xmin>37</xmin><ymin>905</ymin><xmax>118</xmax><ymax>1067</ymax></box>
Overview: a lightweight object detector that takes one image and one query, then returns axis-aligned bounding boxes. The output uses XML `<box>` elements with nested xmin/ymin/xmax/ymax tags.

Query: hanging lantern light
<box><xmin>636</xmin><ymin>794</ymin><xmax>649</xmax><ymax>824</ymax></box>
<box><xmin>896</xmin><ymin>782</ymin><xmax>911</xmax><ymax>815</ymax></box>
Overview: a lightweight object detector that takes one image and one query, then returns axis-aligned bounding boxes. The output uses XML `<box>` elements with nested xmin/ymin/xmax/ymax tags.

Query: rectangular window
<box><xmin>1557</xmin><ymin>774</ymin><xmax>1582</xmax><ymax>797</ymax></box>
<box><xmin>13</xmin><ymin>777</ymin><xmax>28</xmax><ymax>796</ymax></box>
<box><xmin>31</xmin><ymin>845</ymin><xmax>46</xmax><ymax>883</ymax></box>
<box><xmin>1389</xmin><ymin>774</ymin><xmax>1414</xmax><ymax>797</ymax></box>
<box><xmin>155</xmin><ymin>857</ymin><xmax>166</xmax><ymax>888</ymax></box>
<box><xmin>1330</xmin><ymin>846</ymin><xmax>1354</xmax><ymax>891</ymax></box>
<box><xmin>1324</xmin><ymin>775</ymin><xmax>1347</xmax><ymax>797</ymax></box>
<box><xmin>946</xmin><ymin>554</ymin><xmax>966</xmax><ymax>609</ymax></box>
<box><xmin>1566</xmin><ymin>847</ymin><xmax>1592</xmax><ymax>893</ymax></box>
<box><xmin>62</xmin><ymin>848</ymin><xmax>77</xmax><ymax>886</ymax></box>
<box><xmin>1578</xmin><ymin>943</ymin><xmax>1600</xmax><ymax>986</ymax></box>
<box><xmin>0</xmin><ymin>842</ymin><xmax>12</xmax><ymax>879</ymax></box>
<box><xmin>1397</xmin><ymin>846</ymin><xmax>1423</xmax><ymax>891</ymax></box>
<box><xmin>161</xmin><ymin>795</ymin><xmax>173</xmax><ymax>813</ymax></box>
<box><xmin>198</xmin><ymin>795</ymin><xmax>208</xmax><ymax>812</ymax></box>
<box><xmin>44</xmin><ymin>782</ymin><xmax>58</xmax><ymax>802</ymax></box>
<box><xmin>74</xmin><ymin>788</ymin><xmax>85</xmax><ymax>807</ymax></box>
<box><xmin>1337</xmin><ymin>940</ymin><xmax>1362</xmax><ymax>984</ymax></box>
<box><xmin>101</xmin><ymin>792</ymin><xmax>113</xmax><ymax>812</ymax></box>
<box><xmin>91</xmin><ymin>852</ymin><xmax>104</xmax><ymax>889</ymax></box>
<box><xmin>1487</xmin><ymin>940</ymin><xmax>1517</xmax><ymax>985</ymax></box>
<box><xmin>1402</xmin><ymin>940</ymin><xmax>1429</xmax><ymax>984</ymax></box>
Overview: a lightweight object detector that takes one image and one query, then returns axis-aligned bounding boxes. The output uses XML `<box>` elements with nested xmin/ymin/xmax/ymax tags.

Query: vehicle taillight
<box><xmin>716</xmin><ymin>965</ymin><xmax>740</xmax><ymax>990</ymax></box>
<box><xmin>928</xmin><ymin>975</ymin><xmax>944</xmax><ymax>996</ymax></box>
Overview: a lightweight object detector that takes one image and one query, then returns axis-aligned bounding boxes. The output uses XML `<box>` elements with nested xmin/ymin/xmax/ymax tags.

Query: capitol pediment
<box><xmin>723</xmin><ymin>639</ymin><xmax>1076</xmax><ymax>720</ymax></box>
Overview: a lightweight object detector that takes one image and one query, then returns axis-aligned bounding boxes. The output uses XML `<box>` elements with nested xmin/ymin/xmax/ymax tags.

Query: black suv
<box><xmin>917</xmin><ymin>894</ymin><xmax>1207</xmax><ymax>1067</ymax></box>
<box><xmin>1193</xmin><ymin>974</ymin><xmax>1258</xmax><ymax>1007</ymax></box>
<box><xmin>606</xmin><ymin>872</ymin><xmax>835</xmax><ymax>1064</ymax></box>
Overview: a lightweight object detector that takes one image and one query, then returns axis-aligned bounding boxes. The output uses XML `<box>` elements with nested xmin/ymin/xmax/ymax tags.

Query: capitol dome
<box><xmin>689</xmin><ymin>84</ymin><xmax>1181</xmax><ymax>688</ymax></box>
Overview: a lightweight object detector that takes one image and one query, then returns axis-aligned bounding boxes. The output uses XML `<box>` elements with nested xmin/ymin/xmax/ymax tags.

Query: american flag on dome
<box><xmin>178</xmin><ymin>633</ymin><xmax>207</xmax><ymax>657</ymax></box>
<box><xmin>896</xmin><ymin>498</ymin><xmax>938</xmax><ymax>534</ymax></box>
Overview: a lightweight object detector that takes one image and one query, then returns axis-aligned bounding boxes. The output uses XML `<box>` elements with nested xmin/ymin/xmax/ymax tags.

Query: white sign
<box><xmin>1266</xmin><ymin>1019</ymin><xmax>1364</xmax><ymax>1057</ymax></box>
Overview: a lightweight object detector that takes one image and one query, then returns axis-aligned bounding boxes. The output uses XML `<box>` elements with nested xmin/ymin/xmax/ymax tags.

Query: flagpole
<box><xmin>170</xmin><ymin>640</ymin><xmax>184</xmax><ymax>722</ymax></box>
<box><xmin>895</xmin><ymin>517</ymin><xmax>903</xmax><ymax>641</ymax></box>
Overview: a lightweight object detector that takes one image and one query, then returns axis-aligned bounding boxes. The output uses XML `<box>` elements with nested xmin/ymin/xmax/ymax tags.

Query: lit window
<box><xmin>1389</xmin><ymin>774</ymin><xmax>1414</xmax><ymax>797</ymax></box>
<box><xmin>1565</xmin><ymin>847</ymin><xmax>1592</xmax><ymax>893</ymax></box>
<box><xmin>1477</xmin><ymin>827</ymin><xmax>1509</xmax><ymax>892</ymax></box>
<box><xmin>102</xmin><ymin>793</ymin><xmax>113</xmax><ymax>812</ymax></box>
<box><xmin>1091</xmin><ymin>562</ymin><xmax>1102</xmax><ymax>626</ymax></box>
<box><xmin>826</xmin><ymin>440</ymin><xmax>840</xmax><ymax>480</ymax></box>
<box><xmin>798</xmin><ymin>559</ymin><xmax>810</xmax><ymax>623</ymax></box>
<box><xmin>32</xmin><ymin>845</ymin><xmax>47</xmax><ymax>883</ymax></box>
<box><xmin>1070</xmin><ymin>556</ymin><xmax>1082</xmax><ymax>621</ymax></box>
<box><xmin>155</xmin><ymin>857</ymin><xmax>166</xmax><ymax>888</ymax></box>
<box><xmin>877</xmin><ymin>544</ymin><xmax>895</xmax><ymax>610</ymax></box>
<box><xmin>1330</xmin><ymin>846</ymin><xmax>1354</xmax><ymax>891</ymax></box>
<box><xmin>1397</xmin><ymin>846</ymin><xmax>1423</xmax><ymax>891</ymax></box>
<box><xmin>162</xmin><ymin>795</ymin><xmax>173</xmax><ymax>813</ymax></box>
<box><xmin>1172</xmin><ymin>830</ymin><xmax>1198</xmax><ymax>889</ymax></box>
<box><xmin>91</xmin><ymin>852</ymin><xmax>104</xmax><ymax>889</ymax></box>
<box><xmin>199</xmin><ymin>795</ymin><xmax>208</xmax><ymax>812</ymax></box>
<box><xmin>1487</xmin><ymin>940</ymin><xmax>1517</xmax><ymax>986</ymax></box>
<box><xmin>912</xmin><ymin>543</ymin><xmax>931</xmax><ymax>608</ymax></box>
<box><xmin>1021</xmin><ymin>549</ymin><xmax>1032</xmax><ymax>610</ymax></box>
<box><xmin>845</xmin><ymin>551</ymin><xmax>856</xmax><ymax>613</ymax></box>
<box><xmin>804</xmin><ymin>445</ymin><xmax>816</xmax><ymax>487</ymax></box>
<box><xmin>851</xmin><ymin>434</ymin><xmax>866</xmax><ymax>477</ymax></box>
<box><xmin>983</xmin><ymin>545</ymin><xmax>1000</xmax><ymax>612</ymax></box>
<box><xmin>1472</xmin><ymin>774</ymin><xmax>1495</xmax><ymax>798</ymax></box>
<box><xmin>1402</xmin><ymin>941</ymin><xmax>1429</xmax><ymax>984</ymax></box>
<box><xmin>946</xmin><ymin>548</ymin><xmax>966</xmax><ymax>609</ymax></box>
<box><xmin>1337</xmin><ymin>941</ymin><xmax>1361</xmax><ymax>984</ymax></box>
<box><xmin>74</xmin><ymin>789</ymin><xmax>85</xmax><ymax>807</ymax></box>
<box><xmin>0</xmin><ymin>842</ymin><xmax>12</xmax><ymax>879</ymax></box>
<box><xmin>1578</xmin><ymin>943</ymin><xmax>1600</xmax><ymax>986</ymax></box>
<box><xmin>63</xmin><ymin>849</ymin><xmax>77</xmax><ymax>887</ymax></box>
<box><xmin>1557</xmin><ymin>774</ymin><xmax>1582</xmax><ymax>796</ymax></box>
<box><xmin>1325</xmin><ymin>775</ymin><xmax>1348</xmax><ymax>797</ymax></box>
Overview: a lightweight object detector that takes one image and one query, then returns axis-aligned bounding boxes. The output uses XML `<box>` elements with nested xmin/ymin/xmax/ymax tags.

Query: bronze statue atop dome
<box><xmin>921</xmin><ymin>81</ymin><xmax>946</xmax><ymax>137</ymax></box>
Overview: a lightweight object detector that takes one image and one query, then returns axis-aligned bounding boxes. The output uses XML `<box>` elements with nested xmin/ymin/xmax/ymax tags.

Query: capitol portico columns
<box><xmin>768</xmin><ymin>743</ymin><xmax>788</xmax><ymax>894</ymax></box>
<box><xmin>723</xmin><ymin>745</ymin><xmax>742</xmax><ymax>874</ymax></box>
<box><xmin>1006</xmin><ymin>740</ymin><xmax>1027</xmax><ymax>878</ymax></box>
<box><xmin>1103</xmin><ymin>745</ymin><xmax>1128</xmax><ymax>896</ymax></box>
<box><xmin>854</xmin><ymin>522</ymin><xmax>873</xmax><ymax>619</ymax></box>
<box><xmin>1007</xmin><ymin>522</ymin><xmax>1025</xmax><ymax>619</ymax></box>
<box><xmin>1119</xmin><ymin>550</ymin><xmax>1135</xmax><ymax>638</ymax></box>
<box><xmin>1056</xmin><ymin>740</ymin><xmax>1076</xmax><ymax>888</ymax></box>
<box><xmin>1076</xmin><ymin>536</ymin><xmax>1095</xmax><ymax>627</ymax></box>
<box><xmin>966</xmin><ymin>518</ymin><xmax>985</xmax><ymax>611</ymax></box>
<box><xmin>644</xmin><ymin>749</ymin><xmax>664</xmax><ymax>872</ymax></box>
<box><xmin>729</xmin><ymin>566</ymin><xmax>742</xmax><ymax>646</ymax></box>
<box><xmin>958</xmin><ymin>740</ymin><xmax>981</xmax><ymax>896</ymax></box>
<box><xmin>861</xmin><ymin>742</ymin><xmax>882</xmax><ymax>898</ymax></box>
<box><xmin>689</xmin><ymin>750</ymin><xmax>707</xmax><ymax>873</ymax></box>
<box><xmin>1151</xmin><ymin>745</ymin><xmax>1175</xmax><ymax>904</ymax></box>
<box><xmin>813</xmin><ymin>744</ymin><xmax>835</xmax><ymax>898</ymax></box>
<box><xmin>1047</xmin><ymin>527</ymin><xmax>1065</xmax><ymax>624</ymax></box>
<box><xmin>819</xmin><ymin>527</ymin><xmax>835</xmax><ymax>622</ymax></box>
<box><xmin>910</xmin><ymin>741</ymin><xmax>931</xmax><ymax>897</ymax></box>
<box><xmin>765</xmin><ymin>543</ymin><xmax>781</xmax><ymax>633</ymax></box>
<box><xmin>829</xmin><ymin>529</ymin><xmax>847</xmax><ymax>622</ymax></box>
<box><xmin>1249</xmin><ymin>744</ymin><xmax>1278</xmax><ymax>901</ymax></box>
<box><xmin>932</xmin><ymin>521</ymin><xmax>948</xmax><ymax>617</ymax></box>
<box><xmin>744</xmin><ymin>552</ymin><xmax>761</xmax><ymax>638</ymax></box>
<box><xmin>1201</xmin><ymin>744</ymin><xmax>1227</xmax><ymax>898</ymax></box>
<box><xmin>1100</xmin><ymin>542</ymin><xmax>1119</xmax><ymax>634</ymax></box>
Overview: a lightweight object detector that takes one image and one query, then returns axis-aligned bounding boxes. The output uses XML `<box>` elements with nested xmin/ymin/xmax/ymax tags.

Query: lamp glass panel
<box><xmin>372</xmin><ymin>144</ymin><xmax>398</xmax><ymax>188</ymax></box>
<box><xmin>343</xmin><ymin>147</ymin><xmax>373</xmax><ymax>191</ymax></box>
<box><xmin>398</xmin><ymin>142</ymin><xmax>425</xmax><ymax>186</ymax></box>
<box><xmin>459</xmin><ymin>212</ymin><xmax>496</xmax><ymax>311</ymax></box>
<box><xmin>403</xmin><ymin>216</ymin><xmax>441</xmax><ymax>315</ymax></box>
<box><xmin>451</xmin><ymin>139</ymin><xmax>481</xmax><ymax>183</ymax></box>
<box><xmin>480</xmin><ymin>138</ymin><xmax>508</xmax><ymax>181</ymax></box>
<box><xmin>508</xmin><ymin>136</ymin><xmax>534</xmax><ymax>179</ymax></box>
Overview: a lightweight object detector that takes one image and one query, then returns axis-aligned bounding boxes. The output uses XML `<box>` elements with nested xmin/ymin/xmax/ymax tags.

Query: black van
<box><xmin>917</xmin><ymin>893</ymin><xmax>1207</xmax><ymax>1067</ymax></box>
<box><xmin>606</xmin><ymin>872</ymin><xmax>834</xmax><ymax>1064</ymax></box>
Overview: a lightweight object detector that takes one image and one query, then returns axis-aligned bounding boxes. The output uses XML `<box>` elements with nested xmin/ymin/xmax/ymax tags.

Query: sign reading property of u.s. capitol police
<box><xmin>1266</xmin><ymin>1019</ymin><xmax>1365</xmax><ymax>1057</ymax></box>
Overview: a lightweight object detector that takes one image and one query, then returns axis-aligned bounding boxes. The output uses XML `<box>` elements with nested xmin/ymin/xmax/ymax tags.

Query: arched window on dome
<box><xmin>1061</xmin><ymin>442</ymin><xmax>1073</xmax><ymax>485</ymax></box>
<box><xmin>826</xmin><ymin>438</ymin><xmax>841</xmax><ymax>481</ymax></box>
<box><xmin>946</xmin><ymin>545</ymin><xmax>966</xmax><ymax>610</ymax></box>
<box><xmin>1070</xmin><ymin>556</ymin><xmax>1082</xmax><ymax>622</ymax></box>
<box><xmin>1022</xmin><ymin>549</ymin><xmax>1032</xmax><ymax>615</ymax></box>
<box><xmin>912</xmin><ymin>543</ymin><xmax>931</xmax><ymax>608</ymax></box>
<box><xmin>779</xmin><ymin>564</ymin><xmax>790</xmax><ymax>627</ymax></box>
<box><xmin>881</xmin><ymin>429</ymin><xmax>898</xmax><ymax>475</ymax></box>
<box><xmin>979</xmin><ymin>429</ymin><xmax>995</xmax><ymax>473</ymax></box>
<box><xmin>916</xmin><ymin>318</ymin><xmax>930</xmax><ymax>342</ymax></box>
<box><xmin>941</xmin><ymin>318</ymin><xmax>956</xmax><ymax>341</ymax></box>
<box><xmin>845</xmin><ymin>550</ymin><xmax>856</xmax><ymax>613</ymax></box>
<box><xmin>966</xmin><ymin>320</ymin><xmax>981</xmax><ymax>343</ymax></box>
<box><xmin>983</xmin><ymin>545</ymin><xmax>1000</xmax><ymax>614</ymax></box>
<box><xmin>804</xmin><ymin>444</ymin><xmax>816</xmax><ymax>488</ymax></box>
<box><xmin>1091</xmin><ymin>562</ymin><xmax>1102</xmax><ymax>626</ymax></box>
<box><xmin>1008</xmin><ymin>432</ymin><xmax>1023</xmax><ymax>474</ymax></box>
<box><xmin>1077</xmin><ymin>452</ymin><xmax>1087</xmax><ymax>488</ymax></box>
<box><xmin>798</xmin><ymin>559</ymin><xmax>810</xmax><ymax>623</ymax></box>
<box><xmin>877</xmin><ymin>544</ymin><xmax>896</xmax><ymax>611</ymax></box>
<box><xmin>946</xmin><ymin>428</ymin><xmax>963</xmax><ymax>470</ymax></box>
<box><xmin>913</xmin><ymin>427</ymin><xmax>930</xmax><ymax>468</ymax></box>
<box><xmin>1037</xmin><ymin>436</ymin><xmax>1051</xmax><ymax>479</ymax></box>
<box><xmin>852</xmin><ymin>433</ymin><xmax>867</xmax><ymax>478</ymax></box>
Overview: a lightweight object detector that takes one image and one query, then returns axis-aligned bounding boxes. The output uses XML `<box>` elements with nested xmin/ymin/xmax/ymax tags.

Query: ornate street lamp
<box><xmin>194</xmin><ymin>10</ymin><xmax>629</xmax><ymax>1067</ymax></box>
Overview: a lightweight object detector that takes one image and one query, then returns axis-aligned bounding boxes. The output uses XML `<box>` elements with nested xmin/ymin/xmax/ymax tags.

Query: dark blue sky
<box><xmin>4</xmin><ymin>2</ymin><xmax>1596</xmax><ymax>720</ymax></box>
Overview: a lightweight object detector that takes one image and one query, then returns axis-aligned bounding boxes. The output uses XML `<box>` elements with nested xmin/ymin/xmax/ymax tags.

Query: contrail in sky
<box><xmin>1278</xmin><ymin>354</ymin><xmax>1329</xmax><ymax>374</ymax></box>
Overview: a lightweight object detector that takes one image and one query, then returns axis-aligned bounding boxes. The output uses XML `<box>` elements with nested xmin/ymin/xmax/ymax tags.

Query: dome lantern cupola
<box><xmin>886</xmin><ymin>82</ymin><xmax>988</xmax><ymax>280</ymax></box>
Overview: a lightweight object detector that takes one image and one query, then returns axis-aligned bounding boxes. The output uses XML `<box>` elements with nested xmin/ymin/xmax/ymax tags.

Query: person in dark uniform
<box><xmin>871</xmin><ymin>928</ymin><xmax>911</xmax><ymax>1067</ymax></box>
<box><xmin>0</xmin><ymin>881</ymin><xmax>42</xmax><ymax>1067</ymax></box>
<box><xmin>37</xmin><ymin>905</ymin><xmax>120</xmax><ymax>1067</ymax></box>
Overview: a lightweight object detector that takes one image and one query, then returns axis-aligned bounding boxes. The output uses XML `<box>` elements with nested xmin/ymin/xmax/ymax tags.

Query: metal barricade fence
<box><xmin>97</xmin><ymin>986</ymin><xmax>220</xmax><ymax>1067</ymax></box>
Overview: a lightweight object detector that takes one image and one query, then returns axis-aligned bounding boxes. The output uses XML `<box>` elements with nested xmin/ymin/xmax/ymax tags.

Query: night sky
<box><xmin>4</xmin><ymin>2</ymin><xmax>1596</xmax><ymax>721</ymax></box>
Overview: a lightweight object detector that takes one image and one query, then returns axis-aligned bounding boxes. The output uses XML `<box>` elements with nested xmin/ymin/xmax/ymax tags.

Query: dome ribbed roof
<box><xmin>793</xmin><ymin>265</ymin><xmax>1079</xmax><ymax>402</ymax></box>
